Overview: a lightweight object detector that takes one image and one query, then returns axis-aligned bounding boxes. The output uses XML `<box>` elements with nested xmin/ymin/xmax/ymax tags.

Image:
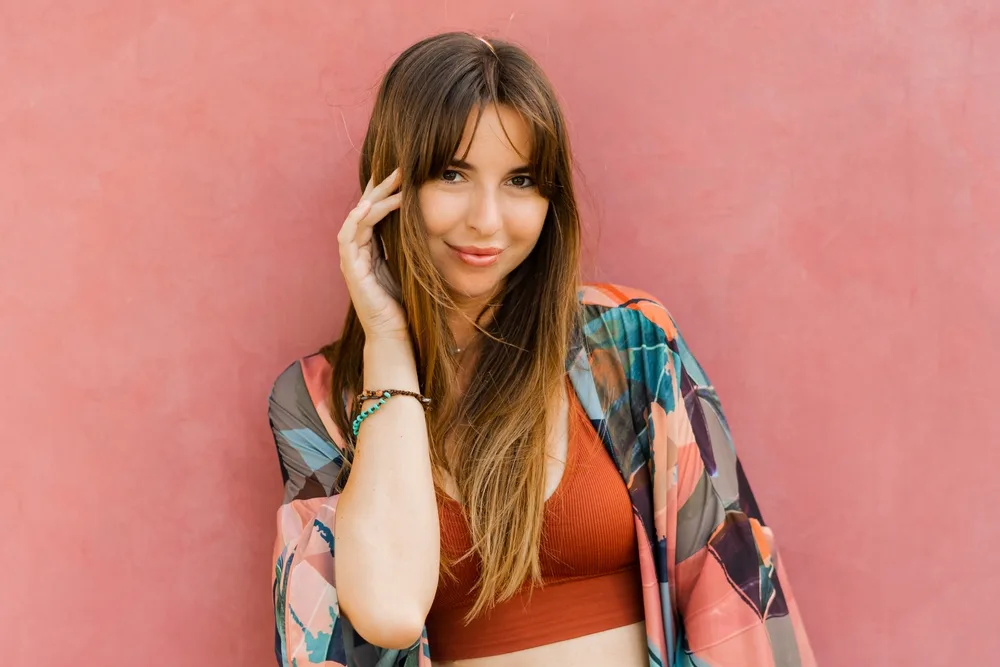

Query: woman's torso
<box><xmin>428</xmin><ymin>379</ymin><xmax>648</xmax><ymax>667</ymax></box>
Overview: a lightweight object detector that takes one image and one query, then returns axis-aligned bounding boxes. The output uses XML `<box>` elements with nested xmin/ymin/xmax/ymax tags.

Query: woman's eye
<box><xmin>509</xmin><ymin>175</ymin><xmax>534</xmax><ymax>188</ymax></box>
<box><xmin>441</xmin><ymin>169</ymin><xmax>462</xmax><ymax>182</ymax></box>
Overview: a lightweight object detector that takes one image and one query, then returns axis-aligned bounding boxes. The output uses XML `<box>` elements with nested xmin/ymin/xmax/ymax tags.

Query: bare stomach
<box><xmin>432</xmin><ymin>621</ymin><xmax>647</xmax><ymax>667</ymax></box>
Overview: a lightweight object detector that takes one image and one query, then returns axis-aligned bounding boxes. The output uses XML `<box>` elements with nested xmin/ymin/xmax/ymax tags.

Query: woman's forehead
<box><xmin>453</xmin><ymin>105</ymin><xmax>534</xmax><ymax>166</ymax></box>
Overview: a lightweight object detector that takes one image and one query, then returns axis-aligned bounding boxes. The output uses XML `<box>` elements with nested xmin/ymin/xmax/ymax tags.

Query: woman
<box><xmin>269</xmin><ymin>32</ymin><xmax>814</xmax><ymax>667</ymax></box>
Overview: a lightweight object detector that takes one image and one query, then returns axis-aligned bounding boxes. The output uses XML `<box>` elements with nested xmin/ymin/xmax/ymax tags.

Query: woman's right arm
<box><xmin>272</xmin><ymin>172</ymin><xmax>436</xmax><ymax>663</ymax></box>
<box><xmin>334</xmin><ymin>335</ymin><xmax>440</xmax><ymax>649</ymax></box>
<box><xmin>331</xmin><ymin>168</ymin><xmax>440</xmax><ymax>649</ymax></box>
<box><xmin>269</xmin><ymin>347</ymin><xmax>436</xmax><ymax>665</ymax></box>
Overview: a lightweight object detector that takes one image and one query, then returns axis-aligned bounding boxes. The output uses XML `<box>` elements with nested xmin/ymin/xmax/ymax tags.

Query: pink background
<box><xmin>3</xmin><ymin>1</ymin><xmax>998</xmax><ymax>665</ymax></box>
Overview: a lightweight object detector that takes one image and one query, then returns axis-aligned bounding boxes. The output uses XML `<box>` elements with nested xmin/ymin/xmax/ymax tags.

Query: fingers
<box><xmin>366</xmin><ymin>168</ymin><xmax>400</xmax><ymax>203</ymax></box>
<box><xmin>338</xmin><ymin>168</ymin><xmax>402</xmax><ymax>267</ymax></box>
<box><xmin>359</xmin><ymin>167</ymin><xmax>396</xmax><ymax>203</ymax></box>
<box><xmin>339</xmin><ymin>169</ymin><xmax>402</xmax><ymax>244</ymax></box>
<box><xmin>337</xmin><ymin>198</ymin><xmax>373</xmax><ymax>247</ymax></box>
<box><xmin>337</xmin><ymin>190</ymin><xmax>402</xmax><ymax>249</ymax></box>
<box><xmin>353</xmin><ymin>192</ymin><xmax>402</xmax><ymax>246</ymax></box>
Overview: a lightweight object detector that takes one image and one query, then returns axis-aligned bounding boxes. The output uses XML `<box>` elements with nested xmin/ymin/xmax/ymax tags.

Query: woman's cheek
<box><xmin>506</xmin><ymin>196</ymin><xmax>549</xmax><ymax>241</ymax></box>
<box><xmin>424</xmin><ymin>193</ymin><xmax>470</xmax><ymax>236</ymax></box>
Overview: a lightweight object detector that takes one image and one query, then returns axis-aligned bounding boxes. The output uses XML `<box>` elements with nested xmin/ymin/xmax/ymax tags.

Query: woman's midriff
<box><xmin>431</xmin><ymin>621</ymin><xmax>647</xmax><ymax>667</ymax></box>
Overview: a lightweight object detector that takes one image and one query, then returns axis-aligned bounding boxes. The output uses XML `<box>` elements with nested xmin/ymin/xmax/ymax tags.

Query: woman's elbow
<box><xmin>341</xmin><ymin>602</ymin><xmax>426</xmax><ymax>650</ymax></box>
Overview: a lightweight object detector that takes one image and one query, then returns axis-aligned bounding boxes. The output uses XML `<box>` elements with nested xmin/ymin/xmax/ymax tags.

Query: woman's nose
<box><xmin>468</xmin><ymin>188</ymin><xmax>502</xmax><ymax>236</ymax></box>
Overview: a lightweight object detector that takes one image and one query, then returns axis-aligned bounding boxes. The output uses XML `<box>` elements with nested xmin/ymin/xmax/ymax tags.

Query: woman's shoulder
<box><xmin>577</xmin><ymin>282</ymin><xmax>680</xmax><ymax>341</ymax></box>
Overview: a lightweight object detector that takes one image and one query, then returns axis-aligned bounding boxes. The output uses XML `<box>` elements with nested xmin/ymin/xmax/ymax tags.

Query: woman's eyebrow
<box><xmin>448</xmin><ymin>158</ymin><xmax>533</xmax><ymax>176</ymax></box>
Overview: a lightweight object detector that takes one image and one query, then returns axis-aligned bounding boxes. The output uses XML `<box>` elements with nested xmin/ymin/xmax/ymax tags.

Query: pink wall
<box><xmin>2</xmin><ymin>1</ymin><xmax>998</xmax><ymax>664</ymax></box>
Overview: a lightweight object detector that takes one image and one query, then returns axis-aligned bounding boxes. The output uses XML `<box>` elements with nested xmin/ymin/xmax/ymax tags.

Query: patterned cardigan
<box><xmin>269</xmin><ymin>283</ymin><xmax>815</xmax><ymax>667</ymax></box>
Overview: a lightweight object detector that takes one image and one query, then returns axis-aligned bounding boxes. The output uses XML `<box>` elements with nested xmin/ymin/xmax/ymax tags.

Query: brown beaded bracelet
<box><xmin>353</xmin><ymin>389</ymin><xmax>432</xmax><ymax>436</ymax></box>
<box><xmin>356</xmin><ymin>389</ymin><xmax>432</xmax><ymax>409</ymax></box>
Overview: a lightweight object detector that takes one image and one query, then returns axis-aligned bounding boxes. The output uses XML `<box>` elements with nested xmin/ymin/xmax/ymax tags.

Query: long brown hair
<box><xmin>323</xmin><ymin>32</ymin><xmax>582</xmax><ymax>620</ymax></box>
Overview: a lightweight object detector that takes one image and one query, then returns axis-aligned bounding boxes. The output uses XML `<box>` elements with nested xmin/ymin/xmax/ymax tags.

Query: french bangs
<box><xmin>408</xmin><ymin>73</ymin><xmax>488</xmax><ymax>184</ymax></box>
<box><xmin>500</xmin><ymin>94</ymin><xmax>560</xmax><ymax>199</ymax></box>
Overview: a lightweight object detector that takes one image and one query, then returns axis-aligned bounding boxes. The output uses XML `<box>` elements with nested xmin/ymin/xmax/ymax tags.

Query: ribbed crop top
<box><xmin>424</xmin><ymin>388</ymin><xmax>645</xmax><ymax>660</ymax></box>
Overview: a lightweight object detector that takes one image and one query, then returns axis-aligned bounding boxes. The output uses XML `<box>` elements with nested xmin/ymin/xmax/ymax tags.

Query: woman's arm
<box><xmin>273</xmin><ymin>170</ymin><xmax>437</xmax><ymax>662</ymax></box>
<box><xmin>270</xmin><ymin>349</ymin><xmax>437</xmax><ymax>663</ymax></box>
<box><xmin>334</xmin><ymin>336</ymin><xmax>440</xmax><ymax>649</ymax></box>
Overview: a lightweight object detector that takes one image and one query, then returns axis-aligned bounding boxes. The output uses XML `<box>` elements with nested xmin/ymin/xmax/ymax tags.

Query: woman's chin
<box><xmin>443</xmin><ymin>275</ymin><xmax>504</xmax><ymax>305</ymax></box>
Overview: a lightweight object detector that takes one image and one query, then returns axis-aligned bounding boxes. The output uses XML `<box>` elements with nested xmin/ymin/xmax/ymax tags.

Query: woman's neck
<box><xmin>447</xmin><ymin>290</ymin><xmax>499</xmax><ymax>351</ymax></box>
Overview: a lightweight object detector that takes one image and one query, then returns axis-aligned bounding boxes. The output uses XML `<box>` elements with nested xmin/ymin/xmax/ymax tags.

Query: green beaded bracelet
<box><xmin>352</xmin><ymin>391</ymin><xmax>391</xmax><ymax>436</ymax></box>
<box><xmin>351</xmin><ymin>389</ymin><xmax>431</xmax><ymax>436</ymax></box>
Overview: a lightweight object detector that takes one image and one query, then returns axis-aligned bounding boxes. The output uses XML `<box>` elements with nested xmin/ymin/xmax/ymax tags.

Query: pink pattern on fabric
<box><xmin>635</xmin><ymin>514</ymin><xmax>668</xmax><ymax>662</ymax></box>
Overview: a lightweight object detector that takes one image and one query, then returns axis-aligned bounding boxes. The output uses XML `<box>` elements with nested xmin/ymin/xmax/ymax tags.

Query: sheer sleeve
<box><xmin>268</xmin><ymin>356</ymin><xmax>421</xmax><ymax>667</ymax></box>
<box><xmin>269</xmin><ymin>359</ymin><xmax>343</xmax><ymax>504</ymax></box>
<box><xmin>269</xmin><ymin>359</ymin><xmax>349</xmax><ymax>665</ymax></box>
<box><xmin>663</xmin><ymin>317</ymin><xmax>816</xmax><ymax>666</ymax></box>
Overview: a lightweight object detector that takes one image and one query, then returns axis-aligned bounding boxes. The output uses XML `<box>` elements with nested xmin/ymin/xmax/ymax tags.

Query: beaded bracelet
<box><xmin>352</xmin><ymin>389</ymin><xmax>432</xmax><ymax>436</ymax></box>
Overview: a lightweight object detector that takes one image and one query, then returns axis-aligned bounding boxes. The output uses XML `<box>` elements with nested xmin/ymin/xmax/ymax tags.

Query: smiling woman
<box><xmin>267</xmin><ymin>31</ymin><xmax>815</xmax><ymax>667</ymax></box>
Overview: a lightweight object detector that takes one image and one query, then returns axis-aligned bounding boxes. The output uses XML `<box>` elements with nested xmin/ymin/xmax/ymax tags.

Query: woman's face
<box><xmin>418</xmin><ymin>104</ymin><xmax>549</xmax><ymax>305</ymax></box>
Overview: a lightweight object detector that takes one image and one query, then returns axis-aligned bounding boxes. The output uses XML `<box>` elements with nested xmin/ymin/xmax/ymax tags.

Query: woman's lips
<box><xmin>448</xmin><ymin>244</ymin><xmax>503</xmax><ymax>267</ymax></box>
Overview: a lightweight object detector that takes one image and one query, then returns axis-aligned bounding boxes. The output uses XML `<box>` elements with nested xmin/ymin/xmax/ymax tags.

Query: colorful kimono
<box><xmin>269</xmin><ymin>283</ymin><xmax>815</xmax><ymax>667</ymax></box>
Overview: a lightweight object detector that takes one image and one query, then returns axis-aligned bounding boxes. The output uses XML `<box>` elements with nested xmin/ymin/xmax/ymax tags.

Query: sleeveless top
<box><xmin>424</xmin><ymin>387</ymin><xmax>645</xmax><ymax>660</ymax></box>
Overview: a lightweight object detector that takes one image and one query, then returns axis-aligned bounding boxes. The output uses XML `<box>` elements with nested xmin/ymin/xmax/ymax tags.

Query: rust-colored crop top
<box><xmin>424</xmin><ymin>389</ymin><xmax>645</xmax><ymax>660</ymax></box>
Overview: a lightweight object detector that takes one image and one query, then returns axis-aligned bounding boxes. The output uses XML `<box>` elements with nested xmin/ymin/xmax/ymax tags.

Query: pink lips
<box><xmin>448</xmin><ymin>244</ymin><xmax>503</xmax><ymax>267</ymax></box>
